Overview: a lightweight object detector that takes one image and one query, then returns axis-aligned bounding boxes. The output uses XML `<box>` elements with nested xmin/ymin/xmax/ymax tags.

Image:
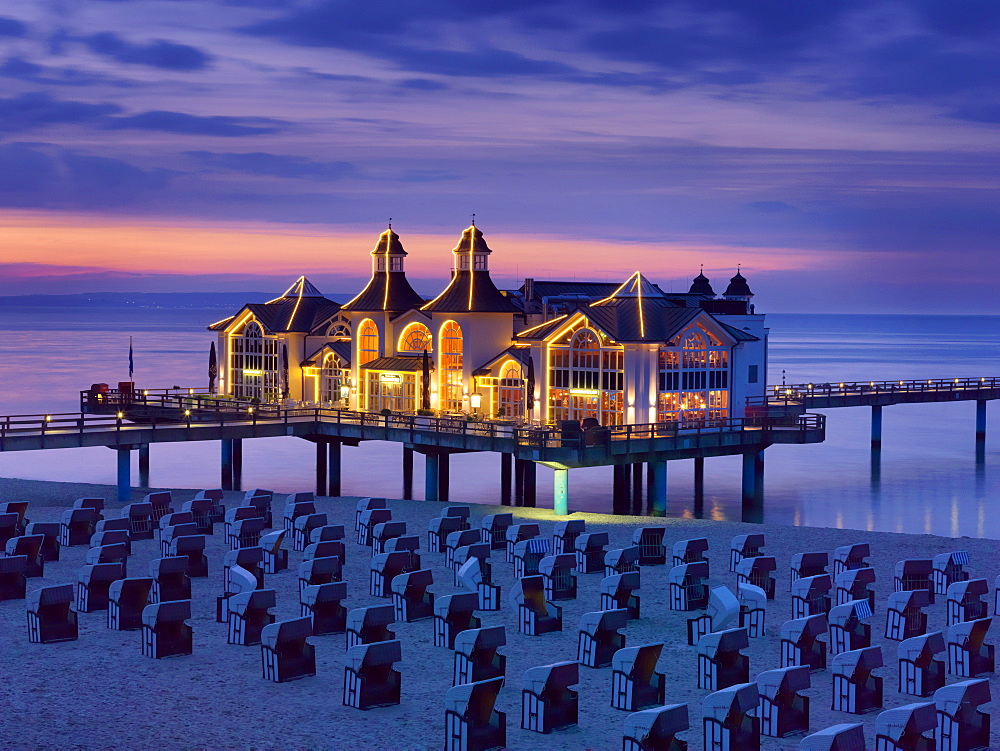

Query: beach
<box><xmin>0</xmin><ymin>476</ymin><xmax>996</xmax><ymax>750</ymax></box>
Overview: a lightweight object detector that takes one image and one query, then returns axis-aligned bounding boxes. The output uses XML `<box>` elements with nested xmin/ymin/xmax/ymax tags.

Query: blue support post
<box><xmin>232</xmin><ymin>438</ymin><xmax>242</xmax><ymax>492</ymax></box>
<box><xmin>871</xmin><ymin>405</ymin><xmax>882</xmax><ymax>452</ymax></box>
<box><xmin>553</xmin><ymin>468</ymin><xmax>569</xmax><ymax>516</ymax></box>
<box><xmin>425</xmin><ymin>453</ymin><xmax>440</xmax><ymax>502</ymax></box>
<box><xmin>315</xmin><ymin>440</ymin><xmax>327</xmax><ymax>497</ymax></box>
<box><xmin>439</xmin><ymin>451</ymin><xmax>450</xmax><ymax>503</ymax></box>
<box><xmin>402</xmin><ymin>447</ymin><xmax>413</xmax><ymax>500</ymax></box>
<box><xmin>741</xmin><ymin>450</ymin><xmax>764</xmax><ymax>508</ymax></box>
<box><xmin>117</xmin><ymin>447</ymin><xmax>131</xmax><ymax>504</ymax></box>
<box><xmin>138</xmin><ymin>444</ymin><xmax>150</xmax><ymax>488</ymax></box>
<box><xmin>329</xmin><ymin>440</ymin><xmax>342</xmax><ymax>497</ymax></box>
<box><xmin>649</xmin><ymin>460</ymin><xmax>667</xmax><ymax>516</ymax></box>
<box><xmin>976</xmin><ymin>400</ymin><xmax>986</xmax><ymax>464</ymax></box>
<box><xmin>221</xmin><ymin>439</ymin><xmax>233</xmax><ymax>491</ymax></box>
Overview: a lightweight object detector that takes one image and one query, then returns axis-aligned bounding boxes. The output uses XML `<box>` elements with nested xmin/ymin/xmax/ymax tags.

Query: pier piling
<box><xmin>117</xmin><ymin>447</ymin><xmax>130</xmax><ymax>503</ymax></box>
<box><xmin>221</xmin><ymin>439</ymin><xmax>234</xmax><ymax>491</ymax></box>
<box><xmin>976</xmin><ymin>400</ymin><xmax>986</xmax><ymax>459</ymax></box>
<box><xmin>631</xmin><ymin>463</ymin><xmax>643</xmax><ymax>511</ymax></box>
<box><xmin>424</xmin><ymin>453</ymin><xmax>439</xmax><ymax>502</ymax></box>
<box><xmin>612</xmin><ymin>464</ymin><xmax>629</xmax><ymax>513</ymax></box>
<box><xmin>500</xmin><ymin>453</ymin><xmax>512</xmax><ymax>505</ymax></box>
<box><xmin>741</xmin><ymin>450</ymin><xmax>764</xmax><ymax>508</ymax></box>
<box><xmin>315</xmin><ymin>440</ymin><xmax>327</xmax><ymax>496</ymax></box>
<box><xmin>693</xmin><ymin>456</ymin><xmax>704</xmax><ymax>500</ymax></box>
<box><xmin>553</xmin><ymin>468</ymin><xmax>568</xmax><ymax>516</ymax></box>
<box><xmin>649</xmin><ymin>460</ymin><xmax>667</xmax><ymax>516</ymax></box>
<box><xmin>522</xmin><ymin>460</ymin><xmax>536</xmax><ymax>507</ymax></box>
<box><xmin>232</xmin><ymin>438</ymin><xmax>242</xmax><ymax>492</ymax></box>
<box><xmin>870</xmin><ymin>405</ymin><xmax>882</xmax><ymax>452</ymax></box>
<box><xmin>328</xmin><ymin>441</ymin><xmax>342</xmax><ymax>497</ymax></box>
<box><xmin>138</xmin><ymin>444</ymin><xmax>150</xmax><ymax>488</ymax></box>
<box><xmin>402</xmin><ymin>447</ymin><xmax>413</xmax><ymax>500</ymax></box>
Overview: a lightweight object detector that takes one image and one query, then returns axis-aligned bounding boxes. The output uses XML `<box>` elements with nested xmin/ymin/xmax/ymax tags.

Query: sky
<box><xmin>0</xmin><ymin>0</ymin><xmax>999</xmax><ymax>312</ymax></box>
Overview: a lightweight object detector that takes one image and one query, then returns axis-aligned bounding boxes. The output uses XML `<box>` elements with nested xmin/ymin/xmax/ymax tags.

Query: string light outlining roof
<box><xmin>420</xmin><ymin>225</ymin><xmax>519</xmax><ymax>313</ymax></box>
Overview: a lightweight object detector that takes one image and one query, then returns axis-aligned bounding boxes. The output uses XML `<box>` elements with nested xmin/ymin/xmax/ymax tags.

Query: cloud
<box><xmin>0</xmin><ymin>16</ymin><xmax>28</xmax><ymax>37</ymax></box>
<box><xmin>0</xmin><ymin>93</ymin><xmax>121</xmax><ymax>132</ymax></box>
<box><xmin>0</xmin><ymin>143</ymin><xmax>59</xmax><ymax>192</ymax></box>
<box><xmin>63</xmin><ymin>152</ymin><xmax>174</xmax><ymax>197</ymax></box>
<box><xmin>81</xmin><ymin>32</ymin><xmax>212</xmax><ymax>71</ymax></box>
<box><xmin>242</xmin><ymin>1</ymin><xmax>577</xmax><ymax>78</ymax></box>
<box><xmin>106</xmin><ymin>111</ymin><xmax>286</xmax><ymax>136</ymax></box>
<box><xmin>185</xmin><ymin>150</ymin><xmax>354</xmax><ymax>179</ymax></box>
<box><xmin>949</xmin><ymin>103</ymin><xmax>1000</xmax><ymax>124</ymax></box>
<box><xmin>0</xmin><ymin>56</ymin><xmax>138</xmax><ymax>87</ymax></box>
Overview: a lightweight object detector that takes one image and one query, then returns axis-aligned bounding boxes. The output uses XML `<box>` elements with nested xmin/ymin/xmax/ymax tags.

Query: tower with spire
<box><xmin>341</xmin><ymin>227</ymin><xmax>424</xmax><ymax>313</ymax></box>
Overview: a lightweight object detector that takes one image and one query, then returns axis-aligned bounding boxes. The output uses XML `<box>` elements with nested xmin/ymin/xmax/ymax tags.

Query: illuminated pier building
<box><xmin>209</xmin><ymin>226</ymin><xmax>767</xmax><ymax>425</ymax></box>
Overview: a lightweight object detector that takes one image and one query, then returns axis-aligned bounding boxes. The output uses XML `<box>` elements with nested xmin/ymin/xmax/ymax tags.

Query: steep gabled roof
<box><xmin>421</xmin><ymin>226</ymin><xmax>519</xmax><ymax>313</ymax></box>
<box><xmin>206</xmin><ymin>276</ymin><xmax>340</xmax><ymax>333</ymax></box>
<box><xmin>302</xmin><ymin>339</ymin><xmax>353</xmax><ymax>367</ymax></box>
<box><xmin>473</xmin><ymin>345</ymin><xmax>531</xmax><ymax>376</ymax></box>
<box><xmin>515</xmin><ymin>272</ymin><xmax>759</xmax><ymax>344</ymax></box>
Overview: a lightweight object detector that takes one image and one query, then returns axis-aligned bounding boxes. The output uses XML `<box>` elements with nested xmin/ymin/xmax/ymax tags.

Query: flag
<box><xmin>128</xmin><ymin>336</ymin><xmax>134</xmax><ymax>380</ymax></box>
<box><xmin>208</xmin><ymin>342</ymin><xmax>218</xmax><ymax>394</ymax></box>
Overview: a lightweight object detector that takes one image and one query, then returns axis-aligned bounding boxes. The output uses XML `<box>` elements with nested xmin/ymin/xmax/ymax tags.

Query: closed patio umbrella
<box><xmin>526</xmin><ymin>353</ymin><xmax>535</xmax><ymax>415</ymax></box>
<box><xmin>208</xmin><ymin>342</ymin><xmax>218</xmax><ymax>394</ymax></box>
<box><xmin>281</xmin><ymin>344</ymin><xmax>290</xmax><ymax>399</ymax></box>
<box><xmin>421</xmin><ymin>350</ymin><xmax>431</xmax><ymax>410</ymax></box>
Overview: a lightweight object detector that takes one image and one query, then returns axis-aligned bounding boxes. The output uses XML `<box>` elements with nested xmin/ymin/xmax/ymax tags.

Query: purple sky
<box><xmin>1</xmin><ymin>1</ymin><xmax>999</xmax><ymax>312</ymax></box>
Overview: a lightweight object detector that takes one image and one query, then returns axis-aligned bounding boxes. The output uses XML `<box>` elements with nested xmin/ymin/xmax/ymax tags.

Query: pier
<box><xmin>0</xmin><ymin>387</ymin><xmax>825</xmax><ymax>513</ymax></box>
<box><xmin>749</xmin><ymin>376</ymin><xmax>1000</xmax><ymax>460</ymax></box>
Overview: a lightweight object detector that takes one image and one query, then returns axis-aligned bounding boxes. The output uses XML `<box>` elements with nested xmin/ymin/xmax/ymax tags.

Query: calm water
<box><xmin>1</xmin><ymin>307</ymin><xmax>999</xmax><ymax>538</ymax></box>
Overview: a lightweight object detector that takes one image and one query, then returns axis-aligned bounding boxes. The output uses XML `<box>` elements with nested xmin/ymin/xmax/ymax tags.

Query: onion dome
<box><xmin>723</xmin><ymin>269</ymin><xmax>753</xmax><ymax>299</ymax></box>
<box><xmin>688</xmin><ymin>270</ymin><xmax>715</xmax><ymax>296</ymax></box>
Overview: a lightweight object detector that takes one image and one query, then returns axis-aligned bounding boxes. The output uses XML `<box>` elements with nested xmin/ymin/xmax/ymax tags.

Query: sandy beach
<box><xmin>0</xmin><ymin>476</ymin><xmax>996</xmax><ymax>750</ymax></box>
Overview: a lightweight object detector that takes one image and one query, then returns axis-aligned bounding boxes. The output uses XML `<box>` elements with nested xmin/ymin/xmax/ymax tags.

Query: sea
<box><xmin>1</xmin><ymin>306</ymin><xmax>998</xmax><ymax>539</ymax></box>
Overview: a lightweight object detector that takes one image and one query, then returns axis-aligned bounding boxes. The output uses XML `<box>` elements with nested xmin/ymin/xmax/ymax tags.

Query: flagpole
<box><xmin>129</xmin><ymin>336</ymin><xmax>134</xmax><ymax>386</ymax></box>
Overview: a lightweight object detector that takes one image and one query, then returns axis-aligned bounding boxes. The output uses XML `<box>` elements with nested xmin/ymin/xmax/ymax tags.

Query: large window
<box><xmin>230</xmin><ymin>320</ymin><xmax>280</xmax><ymax>401</ymax></box>
<box><xmin>658</xmin><ymin>328</ymin><xmax>729</xmax><ymax>423</ymax></box>
<box><xmin>548</xmin><ymin>326</ymin><xmax>624</xmax><ymax>425</ymax></box>
<box><xmin>440</xmin><ymin>321</ymin><xmax>464</xmax><ymax>412</ymax></box>
<box><xmin>358</xmin><ymin>319</ymin><xmax>379</xmax><ymax>366</ymax></box>
<box><xmin>320</xmin><ymin>352</ymin><xmax>348</xmax><ymax>404</ymax></box>
<box><xmin>496</xmin><ymin>361</ymin><xmax>524</xmax><ymax>419</ymax></box>
<box><xmin>398</xmin><ymin>322</ymin><xmax>432</xmax><ymax>353</ymax></box>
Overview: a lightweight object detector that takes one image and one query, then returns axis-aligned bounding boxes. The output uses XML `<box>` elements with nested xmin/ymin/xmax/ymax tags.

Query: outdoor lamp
<box><xmin>340</xmin><ymin>385</ymin><xmax>350</xmax><ymax>400</ymax></box>
<box><xmin>470</xmin><ymin>393</ymin><xmax>482</xmax><ymax>409</ymax></box>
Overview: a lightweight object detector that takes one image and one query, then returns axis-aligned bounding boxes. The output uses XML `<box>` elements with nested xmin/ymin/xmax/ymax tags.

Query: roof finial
<box><xmin>387</xmin><ymin>217</ymin><xmax>392</xmax><ymax>230</ymax></box>
<box><xmin>471</xmin><ymin>212</ymin><xmax>476</xmax><ymax>227</ymax></box>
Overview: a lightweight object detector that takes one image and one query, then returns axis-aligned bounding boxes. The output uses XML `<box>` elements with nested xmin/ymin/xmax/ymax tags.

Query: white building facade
<box><xmin>209</xmin><ymin>226</ymin><xmax>768</xmax><ymax>425</ymax></box>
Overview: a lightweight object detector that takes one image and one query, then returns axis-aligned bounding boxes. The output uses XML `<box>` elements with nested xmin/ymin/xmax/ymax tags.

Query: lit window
<box><xmin>358</xmin><ymin>319</ymin><xmax>379</xmax><ymax>366</ymax></box>
<box><xmin>398</xmin><ymin>322</ymin><xmax>432</xmax><ymax>353</ymax></box>
<box><xmin>440</xmin><ymin>321</ymin><xmax>464</xmax><ymax>411</ymax></box>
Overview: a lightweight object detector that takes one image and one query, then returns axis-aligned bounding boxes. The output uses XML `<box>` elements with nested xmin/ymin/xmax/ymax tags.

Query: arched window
<box><xmin>327</xmin><ymin>318</ymin><xmax>351</xmax><ymax>339</ymax></box>
<box><xmin>320</xmin><ymin>352</ymin><xmax>348</xmax><ymax>403</ymax></box>
<box><xmin>440</xmin><ymin>321</ymin><xmax>464</xmax><ymax>411</ymax></box>
<box><xmin>548</xmin><ymin>324</ymin><xmax>623</xmax><ymax>425</ymax></box>
<box><xmin>358</xmin><ymin>319</ymin><xmax>379</xmax><ymax>366</ymax></box>
<box><xmin>398</xmin><ymin>322</ymin><xmax>432</xmax><ymax>353</ymax></box>
<box><xmin>230</xmin><ymin>320</ymin><xmax>279</xmax><ymax>401</ymax></box>
<box><xmin>658</xmin><ymin>326</ymin><xmax>728</xmax><ymax>424</ymax></box>
<box><xmin>497</xmin><ymin>360</ymin><xmax>524</xmax><ymax>419</ymax></box>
